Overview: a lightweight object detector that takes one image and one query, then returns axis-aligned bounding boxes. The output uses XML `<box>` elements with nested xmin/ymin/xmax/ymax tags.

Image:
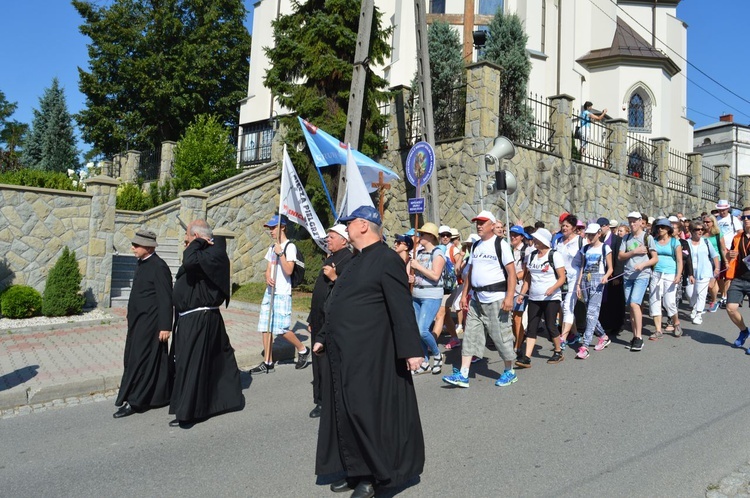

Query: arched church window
<box><xmin>628</xmin><ymin>91</ymin><xmax>652</xmax><ymax>133</ymax></box>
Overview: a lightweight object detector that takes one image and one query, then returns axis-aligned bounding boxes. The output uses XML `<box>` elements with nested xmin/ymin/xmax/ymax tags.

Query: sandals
<box><xmin>431</xmin><ymin>354</ymin><xmax>444</xmax><ymax>374</ymax></box>
<box><xmin>412</xmin><ymin>361</ymin><xmax>430</xmax><ymax>375</ymax></box>
<box><xmin>649</xmin><ymin>331</ymin><xmax>664</xmax><ymax>341</ymax></box>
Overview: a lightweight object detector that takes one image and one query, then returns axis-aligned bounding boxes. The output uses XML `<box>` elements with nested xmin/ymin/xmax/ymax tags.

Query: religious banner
<box><xmin>280</xmin><ymin>145</ymin><xmax>328</xmax><ymax>251</ymax></box>
<box><xmin>337</xmin><ymin>145</ymin><xmax>376</xmax><ymax>221</ymax></box>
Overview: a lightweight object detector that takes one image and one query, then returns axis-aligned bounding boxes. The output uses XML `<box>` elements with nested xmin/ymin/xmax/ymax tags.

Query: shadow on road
<box><xmin>0</xmin><ymin>365</ymin><xmax>39</xmax><ymax>392</ymax></box>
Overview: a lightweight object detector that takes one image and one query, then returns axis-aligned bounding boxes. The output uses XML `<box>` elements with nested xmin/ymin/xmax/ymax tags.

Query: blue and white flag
<box><xmin>280</xmin><ymin>145</ymin><xmax>328</xmax><ymax>251</ymax></box>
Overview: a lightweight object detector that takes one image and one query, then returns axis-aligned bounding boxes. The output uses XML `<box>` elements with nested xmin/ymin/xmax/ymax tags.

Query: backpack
<box><xmin>282</xmin><ymin>242</ymin><xmax>305</xmax><ymax>288</ymax></box>
<box><xmin>581</xmin><ymin>244</ymin><xmax>609</xmax><ymax>274</ymax></box>
<box><xmin>441</xmin><ymin>247</ymin><xmax>457</xmax><ymax>294</ymax></box>
<box><xmin>530</xmin><ymin>248</ymin><xmax>568</xmax><ymax>292</ymax></box>
<box><xmin>470</xmin><ymin>236</ymin><xmax>510</xmax><ymax>292</ymax></box>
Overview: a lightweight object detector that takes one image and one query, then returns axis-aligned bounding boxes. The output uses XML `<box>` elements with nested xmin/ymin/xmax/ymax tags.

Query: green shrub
<box><xmin>116</xmin><ymin>180</ymin><xmax>176</xmax><ymax>211</ymax></box>
<box><xmin>0</xmin><ymin>169</ymin><xmax>82</xmax><ymax>191</ymax></box>
<box><xmin>1</xmin><ymin>285</ymin><xmax>43</xmax><ymax>319</ymax></box>
<box><xmin>42</xmin><ymin>247</ymin><xmax>85</xmax><ymax>317</ymax></box>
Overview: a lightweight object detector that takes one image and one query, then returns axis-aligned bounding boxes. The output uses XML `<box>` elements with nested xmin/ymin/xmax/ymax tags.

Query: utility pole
<box><xmin>338</xmin><ymin>0</ymin><xmax>374</xmax><ymax>210</ymax></box>
<box><xmin>414</xmin><ymin>0</ymin><xmax>440</xmax><ymax>225</ymax></box>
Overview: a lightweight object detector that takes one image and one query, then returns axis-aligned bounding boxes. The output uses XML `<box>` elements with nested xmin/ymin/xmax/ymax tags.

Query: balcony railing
<box><xmin>574</xmin><ymin>117</ymin><xmax>613</xmax><ymax>170</ymax></box>
<box><xmin>519</xmin><ymin>92</ymin><xmax>555</xmax><ymax>152</ymax></box>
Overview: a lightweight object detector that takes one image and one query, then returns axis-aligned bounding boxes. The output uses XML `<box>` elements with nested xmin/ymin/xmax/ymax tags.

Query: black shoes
<box><xmin>249</xmin><ymin>362</ymin><xmax>275</xmax><ymax>374</ymax></box>
<box><xmin>309</xmin><ymin>404</ymin><xmax>322</xmax><ymax>418</ymax></box>
<box><xmin>547</xmin><ymin>351</ymin><xmax>564</xmax><ymax>364</ymax></box>
<box><xmin>515</xmin><ymin>355</ymin><xmax>531</xmax><ymax>369</ymax></box>
<box><xmin>330</xmin><ymin>478</ymin><xmax>355</xmax><ymax>493</ymax></box>
<box><xmin>113</xmin><ymin>403</ymin><xmax>136</xmax><ymax>419</ymax></box>
<box><xmin>630</xmin><ymin>337</ymin><xmax>644</xmax><ymax>351</ymax></box>
<box><xmin>350</xmin><ymin>481</ymin><xmax>375</xmax><ymax>498</ymax></box>
<box><xmin>296</xmin><ymin>348</ymin><xmax>311</xmax><ymax>370</ymax></box>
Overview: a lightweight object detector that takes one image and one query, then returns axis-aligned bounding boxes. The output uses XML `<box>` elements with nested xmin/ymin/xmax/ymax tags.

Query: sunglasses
<box><xmin>691</xmin><ymin>227</ymin><xmax>704</xmax><ymax>232</ymax></box>
<box><xmin>742</xmin><ymin>215</ymin><xmax>750</xmax><ymax>221</ymax></box>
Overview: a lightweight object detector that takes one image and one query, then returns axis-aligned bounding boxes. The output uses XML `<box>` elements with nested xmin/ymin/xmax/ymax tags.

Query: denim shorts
<box><xmin>623</xmin><ymin>276</ymin><xmax>649</xmax><ymax>306</ymax></box>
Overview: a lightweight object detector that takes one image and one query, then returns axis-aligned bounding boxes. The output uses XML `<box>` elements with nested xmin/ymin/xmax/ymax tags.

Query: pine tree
<box><xmin>42</xmin><ymin>247</ymin><xmax>85</xmax><ymax>317</ymax></box>
<box><xmin>22</xmin><ymin>78</ymin><xmax>79</xmax><ymax>172</ymax></box>
<box><xmin>263</xmin><ymin>0</ymin><xmax>392</xmax><ymax>224</ymax></box>
<box><xmin>73</xmin><ymin>0</ymin><xmax>252</xmax><ymax>157</ymax></box>
<box><xmin>0</xmin><ymin>91</ymin><xmax>28</xmax><ymax>172</ymax></box>
<box><xmin>481</xmin><ymin>9</ymin><xmax>534</xmax><ymax>141</ymax></box>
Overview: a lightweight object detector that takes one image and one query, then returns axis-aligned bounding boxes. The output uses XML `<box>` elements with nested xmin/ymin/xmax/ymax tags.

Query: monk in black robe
<box><xmin>169</xmin><ymin>220</ymin><xmax>244</xmax><ymax>426</ymax></box>
<box><xmin>313</xmin><ymin>206</ymin><xmax>425</xmax><ymax>497</ymax></box>
<box><xmin>114</xmin><ymin>229</ymin><xmax>173</xmax><ymax>418</ymax></box>
<box><xmin>306</xmin><ymin>224</ymin><xmax>353</xmax><ymax>418</ymax></box>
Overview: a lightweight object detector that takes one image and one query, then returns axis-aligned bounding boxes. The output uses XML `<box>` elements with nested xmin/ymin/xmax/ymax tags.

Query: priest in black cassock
<box><xmin>312</xmin><ymin>206</ymin><xmax>425</xmax><ymax>498</ymax></box>
<box><xmin>114</xmin><ymin>229</ymin><xmax>173</xmax><ymax>419</ymax></box>
<box><xmin>169</xmin><ymin>220</ymin><xmax>244</xmax><ymax>427</ymax></box>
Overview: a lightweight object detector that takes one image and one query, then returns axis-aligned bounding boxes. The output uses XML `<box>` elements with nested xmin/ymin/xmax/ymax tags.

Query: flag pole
<box><xmin>313</xmin><ymin>164</ymin><xmax>338</xmax><ymax>220</ymax></box>
<box><xmin>267</xmin><ymin>145</ymin><xmax>289</xmax><ymax>356</ymax></box>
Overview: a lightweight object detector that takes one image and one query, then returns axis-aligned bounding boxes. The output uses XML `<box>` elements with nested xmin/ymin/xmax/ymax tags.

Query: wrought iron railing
<box><xmin>520</xmin><ymin>92</ymin><xmax>555</xmax><ymax>152</ymax></box>
<box><xmin>667</xmin><ymin>148</ymin><xmax>690</xmax><ymax>193</ymax></box>
<box><xmin>138</xmin><ymin>148</ymin><xmax>161</xmax><ymax>181</ymax></box>
<box><xmin>730</xmin><ymin>172</ymin><xmax>744</xmax><ymax>208</ymax></box>
<box><xmin>434</xmin><ymin>83</ymin><xmax>466</xmax><ymax>142</ymax></box>
<box><xmin>405</xmin><ymin>92</ymin><xmax>422</xmax><ymax>147</ymax></box>
<box><xmin>238</xmin><ymin>121</ymin><xmax>274</xmax><ymax>166</ymax></box>
<box><xmin>702</xmin><ymin>162</ymin><xmax>720</xmax><ymax>202</ymax></box>
<box><xmin>573</xmin><ymin>116</ymin><xmax>613</xmax><ymax>170</ymax></box>
<box><xmin>377</xmin><ymin>99</ymin><xmax>390</xmax><ymax>150</ymax></box>
<box><xmin>625</xmin><ymin>132</ymin><xmax>657</xmax><ymax>182</ymax></box>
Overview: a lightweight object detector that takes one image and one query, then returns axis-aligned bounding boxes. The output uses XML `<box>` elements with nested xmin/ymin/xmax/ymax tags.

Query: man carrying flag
<box><xmin>250</xmin><ymin>146</ymin><xmax>326</xmax><ymax>374</ymax></box>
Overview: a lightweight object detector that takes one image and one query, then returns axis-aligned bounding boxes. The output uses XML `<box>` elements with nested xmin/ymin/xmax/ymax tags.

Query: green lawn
<box><xmin>232</xmin><ymin>282</ymin><xmax>312</xmax><ymax>312</ymax></box>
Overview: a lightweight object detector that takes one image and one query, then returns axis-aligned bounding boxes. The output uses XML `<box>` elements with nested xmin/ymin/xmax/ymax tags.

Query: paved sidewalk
<box><xmin>0</xmin><ymin>302</ymin><xmax>310</xmax><ymax>410</ymax></box>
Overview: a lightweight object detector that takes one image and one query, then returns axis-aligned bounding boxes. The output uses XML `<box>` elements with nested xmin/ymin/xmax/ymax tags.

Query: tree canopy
<box><xmin>22</xmin><ymin>78</ymin><xmax>79</xmax><ymax>173</ymax></box>
<box><xmin>0</xmin><ymin>91</ymin><xmax>28</xmax><ymax>172</ymax></box>
<box><xmin>73</xmin><ymin>0</ymin><xmax>252</xmax><ymax>157</ymax></box>
<box><xmin>481</xmin><ymin>9</ymin><xmax>534</xmax><ymax>141</ymax></box>
<box><xmin>263</xmin><ymin>0</ymin><xmax>392</xmax><ymax>224</ymax></box>
<box><xmin>172</xmin><ymin>114</ymin><xmax>237</xmax><ymax>191</ymax></box>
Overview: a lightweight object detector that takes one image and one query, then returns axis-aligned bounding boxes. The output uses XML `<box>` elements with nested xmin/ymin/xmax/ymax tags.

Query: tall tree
<box><xmin>172</xmin><ymin>114</ymin><xmax>237</xmax><ymax>191</ymax></box>
<box><xmin>0</xmin><ymin>91</ymin><xmax>28</xmax><ymax>172</ymax></box>
<box><xmin>263</xmin><ymin>0</ymin><xmax>392</xmax><ymax>224</ymax></box>
<box><xmin>22</xmin><ymin>78</ymin><xmax>79</xmax><ymax>173</ymax></box>
<box><xmin>73</xmin><ymin>0</ymin><xmax>252</xmax><ymax>157</ymax></box>
<box><xmin>481</xmin><ymin>9</ymin><xmax>534</xmax><ymax>141</ymax></box>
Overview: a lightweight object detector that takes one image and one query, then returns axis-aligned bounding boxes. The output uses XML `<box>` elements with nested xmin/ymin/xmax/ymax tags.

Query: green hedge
<box><xmin>1</xmin><ymin>285</ymin><xmax>43</xmax><ymax>319</ymax></box>
<box><xmin>42</xmin><ymin>247</ymin><xmax>85</xmax><ymax>317</ymax></box>
<box><xmin>0</xmin><ymin>169</ymin><xmax>82</xmax><ymax>191</ymax></box>
<box><xmin>116</xmin><ymin>181</ymin><xmax>176</xmax><ymax>211</ymax></box>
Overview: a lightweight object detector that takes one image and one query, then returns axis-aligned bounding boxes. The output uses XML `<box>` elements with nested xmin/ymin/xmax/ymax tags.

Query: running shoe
<box><xmin>708</xmin><ymin>302</ymin><xmax>719</xmax><ymax>313</ymax></box>
<box><xmin>495</xmin><ymin>369</ymin><xmax>518</xmax><ymax>387</ymax></box>
<box><xmin>445</xmin><ymin>337</ymin><xmax>462</xmax><ymax>350</ymax></box>
<box><xmin>442</xmin><ymin>368</ymin><xmax>469</xmax><ymax>388</ymax></box>
<box><xmin>547</xmin><ymin>351</ymin><xmax>564</xmax><ymax>364</ymax></box>
<box><xmin>249</xmin><ymin>362</ymin><xmax>275</xmax><ymax>374</ymax></box>
<box><xmin>720</xmin><ymin>299</ymin><xmax>728</xmax><ymax>310</ymax></box>
<box><xmin>567</xmin><ymin>334</ymin><xmax>581</xmax><ymax>346</ymax></box>
<box><xmin>693</xmin><ymin>314</ymin><xmax>703</xmax><ymax>325</ymax></box>
<box><xmin>559</xmin><ymin>341</ymin><xmax>567</xmax><ymax>352</ymax></box>
<box><xmin>690</xmin><ymin>309</ymin><xmax>697</xmax><ymax>320</ymax></box>
<box><xmin>576</xmin><ymin>346</ymin><xmax>590</xmax><ymax>359</ymax></box>
<box><xmin>630</xmin><ymin>337</ymin><xmax>644</xmax><ymax>351</ymax></box>
<box><xmin>734</xmin><ymin>329</ymin><xmax>750</xmax><ymax>348</ymax></box>
<box><xmin>471</xmin><ymin>355</ymin><xmax>482</xmax><ymax>363</ymax></box>
<box><xmin>594</xmin><ymin>335</ymin><xmax>611</xmax><ymax>351</ymax></box>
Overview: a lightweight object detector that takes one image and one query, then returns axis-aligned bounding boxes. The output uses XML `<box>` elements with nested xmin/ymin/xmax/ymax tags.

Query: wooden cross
<box><xmin>371</xmin><ymin>171</ymin><xmax>391</xmax><ymax>218</ymax></box>
<box><xmin>426</xmin><ymin>1</ymin><xmax>494</xmax><ymax>62</ymax></box>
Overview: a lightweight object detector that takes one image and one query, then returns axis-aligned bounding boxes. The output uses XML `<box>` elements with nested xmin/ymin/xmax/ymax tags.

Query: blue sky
<box><xmin>0</xmin><ymin>0</ymin><xmax>747</xmax><ymax>158</ymax></box>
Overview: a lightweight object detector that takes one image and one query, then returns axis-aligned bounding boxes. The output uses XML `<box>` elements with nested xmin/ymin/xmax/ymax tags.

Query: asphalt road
<box><xmin>2</xmin><ymin>309</ymin><xmax>750</xmax><ymax>497</ymax></box>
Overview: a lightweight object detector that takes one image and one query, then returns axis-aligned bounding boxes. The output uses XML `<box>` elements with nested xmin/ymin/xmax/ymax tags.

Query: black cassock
<box><xmin>115</xmin><ymin>253</ymin><xmax>173</xmax><ymax>409</ymax></box>
<box><xmin>316</xmin><ymin>241</ymin><xmax>425</xmax><ymax>486</ymax></box>
<box><xmin>169</xmin><ymin>237</ymin><xmax>244</xmax><ymax>421</ymax></box>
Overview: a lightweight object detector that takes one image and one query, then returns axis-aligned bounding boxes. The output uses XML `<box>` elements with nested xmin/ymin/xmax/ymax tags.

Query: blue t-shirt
<box><xmin>581</xmin><ymin>109</ymin><xmax>592</xmax><ymax>127</ymax></box>
<box><xmin>650</xmin><ymin>237</ymin><xmax>678</xmax><ymax>275</ymax></box>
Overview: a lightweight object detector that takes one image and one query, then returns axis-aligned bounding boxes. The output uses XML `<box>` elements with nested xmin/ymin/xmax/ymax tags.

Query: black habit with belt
<box><xmin>169</xmin><ymin>237</ymin><xmax>244</xmax><ymax>421</ymax></box>
<box><xmin>315</xmin><ymin>241</ymin><xmax>425</xmax><ymax>486</ymax></box>
<box><xmin>307</xmin><ymin>247</ymin><xmax>353</xmax><ymax>405</ymax></box>
<box><xmin>116</xmin><ymin>252</ymin><xmax>173</xmax><ymax>409</ymax></box>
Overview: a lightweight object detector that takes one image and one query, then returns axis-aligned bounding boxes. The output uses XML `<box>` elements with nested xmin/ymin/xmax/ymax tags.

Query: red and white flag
<box><xmin>279</xmin><ymin>145</ymin><xmax>328</xmax><ymax>251</ymax></box>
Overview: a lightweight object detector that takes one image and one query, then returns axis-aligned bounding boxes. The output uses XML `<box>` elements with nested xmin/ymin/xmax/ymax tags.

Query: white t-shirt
<box><xmin>526</xmin><ymin>250</ymin><xmax>565</xmax><ymax>302</ymax></box>
<box><xmin>580</xmin><ymin>244</ymin><xmax>611</xmax><ymax>276</ymax></box>
<box><xmin>717</xmin><ymin>214</ymin><xmax>742</xmax><ymax>249</ymax></box>
<box><xmin>264</xmin><ymin>241</ymin><xmax>298</xmax><ymax>296</ymax></box>
<box><xmin>554</xmin><ymin>235</ymin><xmax>582</xmax><ymax>277</ymax></box>
<box><xmin>468</xmin><ymin>236</ymin><xmax>514</xmax><ymax>303</ymax></box>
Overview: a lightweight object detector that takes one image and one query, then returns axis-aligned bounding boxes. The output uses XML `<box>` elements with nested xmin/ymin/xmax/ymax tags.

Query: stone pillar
<box><xmin>111</xmin><ymin>153</ymin><xmax>125</xmax><ymax>179</ymax></box>
<box><xmin>118</xmin><ymin>150</ymin><xmax>141</xmax><ymax>184</ymax></box>
<box><xmin>716</xmin><ymin>163</ymin><xmax>731</xmax><ymax>202</ymax></box>
<box><xmin>99</xmin><ymin>160</ymin><xmax>113</xmax><ymax>177</ymax></box>
<box><xmin>652</xmin><ymin>138</ymin><xmax>671</xmax><ymax>198</ymax></box>
<box><xmin>608</xmin><ymin>119</ymin><xmax>629</xmax><ymax>176</ymax></box>
<box><xmin>740</xmin><ymin>176</ymin><xmax>750</xmax><ymax>208</ymax></box>
<box><xmin>85</xmin><ymin>175</ymin><xmax>119</xmax><ymax>308</ymax></box>
<box><xmin>179</xmin><ymin>189</ymin><xmax>210</xmax><ymax>259</ymax></box>
<box><xmin>465</xmin><ymin>61</ymin><xmax>502</xmax><ymax>140</ymax></box>
<box><xmin>213</xmin><ymin>227</ymin><xmax>237</xmax><ymax>290</ymax></box>
<box><xmin>159</xmin><ymin>141</ymin><xmax>176</xmax><ymax>186</ymax></box>
<box><xmin>686</xmin><ymin>152</ymin><xmax>703</xmax><ymax>200</ymax></box>
<box><xmin>548</xmin><ymin>94</ymin><xmax>575</xmax><ymax>160</ymax></box>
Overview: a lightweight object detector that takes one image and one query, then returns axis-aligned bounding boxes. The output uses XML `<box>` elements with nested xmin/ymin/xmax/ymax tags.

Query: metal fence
<box><xmin>138</xmin><ymin>148</ymin><xmax>161</xmax><ymax>181</ymax></box>
<box><xmin>701</xmin><ymin>162</ymin><xmax>719</xmax><ymax>202</ymax></box>
<box><xmin>730</xmin><ymin>172</ymin><xmax>744</xmax><ymax>208</ymax></box>
<box><xmin>405</xmin><ymin>92</ymin><xmax>421</xmax><ymax>147</ymax></box>
<box><xmin>574</xmin><ymin>117</ymin><xmax>613</xmax><ymax>170</ymax></box>
<box><xmin>625</xmin><ymin>132</ymin><xmax>657</xmax><ymax>182</ymax></box>
<box><xmin>377</xmin><ymin>100</ymin><xmax>390</xmax><ymax>150</ymax></box>
<box><xmin>519</xmin><ymin>92</ymin><xmax>555</xmax><ymax>152</ymax></box>
<box><xmin>667</xmin><ymin>148</ymin><xmax>690</xmax><ymax>193</ymax></box>
<box><xmin>238</xmin><ymin>121</ymin><xmax>274</xmax><ymax>166</ymax></box>
<box><xmin>434</xmin><ymin>84</ymin><xmax>466</xmax><ymax>142</ymax></box>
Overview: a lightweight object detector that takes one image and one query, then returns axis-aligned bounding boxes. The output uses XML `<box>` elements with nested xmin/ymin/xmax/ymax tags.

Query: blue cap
<box><xmin>596</xmin><ymin>217</ymin><xmax>610</xmax><ymax>227</ymax></box>
<box><xmin>339</xmin><ymin>205</ymin><xmax>382</xmax><ymax>226</ymax></box>
<box><xmin>509</xmin><ymin>225</ymin><xmax>531</xmax><ymax>240</ymax></box>
<box><xmin>395</xmin><ymin>234</ymin><xmax>414</xmax><ymax>251</ymax></box>
<box><xmin>405</xmin><ymin>228</ymin><xmax>416</xmax><ymax>236</ymax></box>
<box><xmin>264</xmin><ymin>215</ymin><xmax>287</xmax><ymax>227</ymax></box>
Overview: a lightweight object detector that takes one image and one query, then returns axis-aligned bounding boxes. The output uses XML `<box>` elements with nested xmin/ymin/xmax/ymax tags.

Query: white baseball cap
<box><xmin>438</xmin><ymin>225</ymin><xmax>452</xmax><ymax>235</ymax></box>
<box><xmin>471</xmin><ymin>210</ymin><xmax>497</xmax><ymax>223</ymax></box>
<box><xmin>328</xmin><ymin>224</ymin><xmax>349</xmax><ymax>241</ymax></box>
<box><xmin>584</xmin><ymin>223</ymin><xmax>601</xmax><ymax>234</ymax></box>
<box><xmin>626</xmin><ymin>211</ymin><xmax>642</xmax><ymax>219</ymax></box>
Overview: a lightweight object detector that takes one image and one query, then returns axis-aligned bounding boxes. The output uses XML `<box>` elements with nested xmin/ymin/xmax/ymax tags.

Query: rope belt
<box><xmin>178</xmin><ymin>306</ymin><xmax>219</xmax><ymax>317</ymax></box>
